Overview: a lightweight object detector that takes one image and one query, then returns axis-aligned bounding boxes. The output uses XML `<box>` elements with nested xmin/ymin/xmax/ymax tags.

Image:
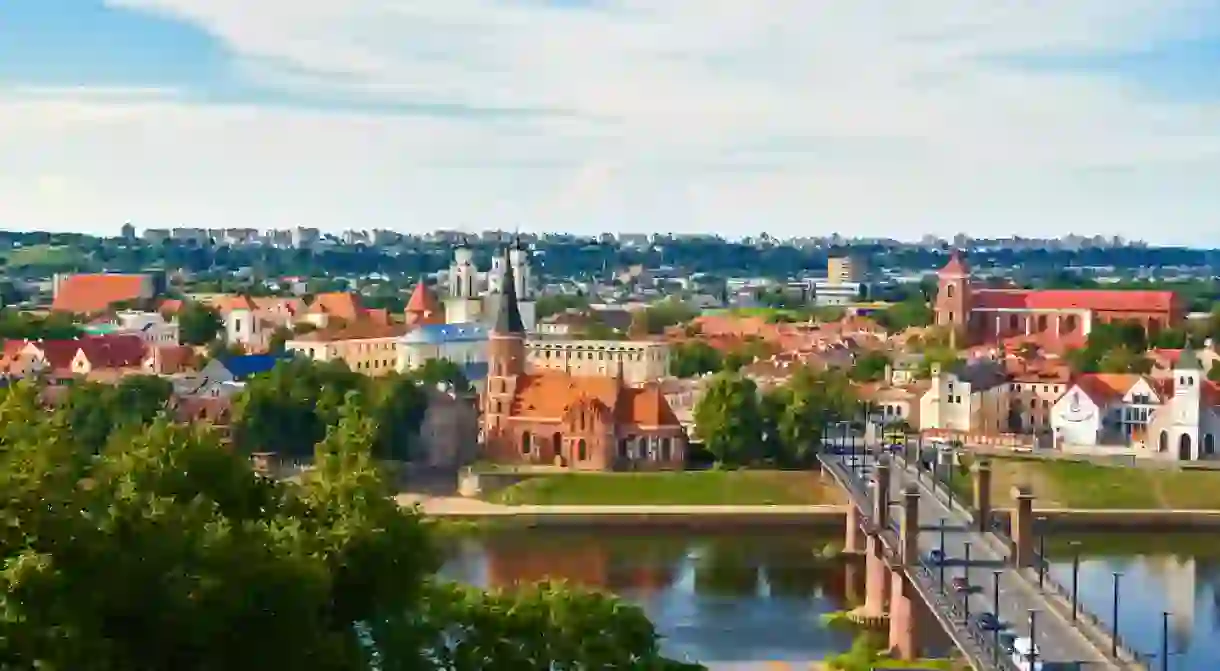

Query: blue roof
<box><xmin>402</xmin><ymin>323</ymin><xmax>490</xmax><ymax>345</ymax></box>
<box><xmin>219</xmin><ymin>354</ymin><xmax>290</xmax><ymax>380</ymax></box>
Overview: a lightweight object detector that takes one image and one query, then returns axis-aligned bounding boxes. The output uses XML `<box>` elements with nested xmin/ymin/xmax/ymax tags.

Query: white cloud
<box><xmin>2</xmin><ymin>0</ymin><xmax>1219</xmax><ymax>242</ymax></box>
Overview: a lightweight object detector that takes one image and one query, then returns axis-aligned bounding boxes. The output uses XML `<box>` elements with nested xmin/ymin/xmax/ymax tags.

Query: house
<box><xmin>405</xmin><ymin>280</ymin><xmax>445</xmax><ymax>327</ymax></box>
<box><xmin>1051</xmin><ymin>351</ymin><xmax>1220</xmax><ymax>461</ymax></box>
<box><xmin>85</xmin><ymin>310</ymin><xmax>179</xmax><ymax>347</ymax></box>
<box><xmin>200</xmin><ymin>353</ymin><xmax>290</xmax><ymax>383</ymax></box>
<box><xmin>480</xmin><ymin>247</ymin><xmax>686</xmax><ymax>471</ymax></box>
<box><xmin>287</xmin><ymin>323</ymin><xmax>407</xmax><ymax>376</ymax></box>
<box><xmin>919</xmin><ymin>359</ymin><xmax>1009</xmax><ymax>435</ymax></box>
<box><xmin>1</xmin><ymin>334</ymin><xmax>147</xmax><ymax>379</ymax></box>
<box><xmin>143</xmin><ymin>344</ymin><xmax>197</xmax><ymax>375</ymax></box>
<box><xmin>860</xmin><ymin>381</ymin><xmax>929</xmax><ymax>430</ymax></box>
<box><xmin>51</xmin><ymin>273</ymin><xmax>161</xmax><ymax>315</ymax></box>
<box><xmin>300</xmin><ymin>292</ymin><xmax>390</xmax><ymax>330</ymax></box>
<box><xmin>397</xmin><ymin>323</ymin><xmax>490</xmax><ymax>384</ymax></box>
<box><xmin>163</xmin><ymin>295</ymin><xmax>305</xmax><ymax>353</ymax></box>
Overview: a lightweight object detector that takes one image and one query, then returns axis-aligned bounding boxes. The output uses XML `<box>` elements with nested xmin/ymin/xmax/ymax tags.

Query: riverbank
<box><xmin>486</xmin><ymin>469</ymin><xmax>845</xmax><ymax>506</ymax></box>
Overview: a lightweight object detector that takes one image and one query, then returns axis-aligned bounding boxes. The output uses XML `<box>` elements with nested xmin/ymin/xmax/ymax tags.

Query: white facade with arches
<box><xmin>1051</xmin><ymin>351</ymin><xmax>1220</xmax><ymax>461</ymax></box>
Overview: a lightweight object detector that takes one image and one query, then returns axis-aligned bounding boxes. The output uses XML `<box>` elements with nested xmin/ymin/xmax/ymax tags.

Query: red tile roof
<box><xmin>52</xmin><ymin>274</ymin><xmax>152</xmax><ymax>314</ymax></box>
<box><xmin>78</xmin><ymin>334</ymin><xmax>147</xmax><ymax>369</ymax></box>
<box><xmin>508</xmin><ymin>372</ymin><xmax>682</xmax><ymax>428</ymax></box>
<box><xmin>973</xmin><ymin>289</ymin><xmax>1176</xmax><ymax>313</ymax></box>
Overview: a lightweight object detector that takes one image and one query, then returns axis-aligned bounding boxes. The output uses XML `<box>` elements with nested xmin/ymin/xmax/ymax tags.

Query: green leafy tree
<box><xmin>410</xmin><ymin>357</ymin><xmax>473</xmax><ymax>394</ymax></box>
<box><xmin>232</xmin><ymin>358</ymin><xmax>364</xmax><ymax>458</ymax></box>
<box><xmin>371</xmin><ymin>373</ymin><xmax>430</xmax><ymax>461</ymax></box>
<box><xmin>779</xmin><ymin>368</ymin><xmax>858</xmax><ymax>464</ymax></box>
<box><xmin>849</xmin><ymin>351</ymin><xmax>890</xmax><ymax>382</ymax></box>
<box><xmin>670</xmin><ymin>341</ymin><xmax>723</xmax><ymax>378</ymax></box>
<box><xmin>876</xmin><ymin>297</ymin><xmax>933</xmax><ymax>333</ymax></box>
<box><xmin>178</xmin><ymin>300</ymin><xmax>224</xmax><ymax>346</ymax></box>
<box><xmin>267</xmin><ymin>326</ymin><xmax>293</xmax><ymax>354</ymax></box>
<box><xmin>1098</xmin><ymin>346</ymin><xmax>1153</xmax><ymax>374</ymax></box>
<box><xmin>693</xmin><ymin>372</ymin><xmax>762</xmax><ymax>465</ymax></box>
<box><xmin>0</xmin><ymin>381</ymin><xmax>704</xmax><ymax>671</ymax></box>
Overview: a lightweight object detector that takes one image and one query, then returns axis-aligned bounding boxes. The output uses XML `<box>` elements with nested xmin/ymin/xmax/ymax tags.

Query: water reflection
<box><xmin>1045</xmin><ymin>533</ymin><xmax>1220</xmax><ymax>670</ymax></box>
<box><xmin>440</xmin><ymin>529</ymin><xmax>855</xmax><ymax>664</ymax></box>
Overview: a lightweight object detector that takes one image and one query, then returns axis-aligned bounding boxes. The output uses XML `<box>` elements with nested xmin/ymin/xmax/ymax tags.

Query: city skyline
<box><xmin>2</xmin><ymin>1</ymin><xmax>1219</xmax><ymax>243</ymax></box>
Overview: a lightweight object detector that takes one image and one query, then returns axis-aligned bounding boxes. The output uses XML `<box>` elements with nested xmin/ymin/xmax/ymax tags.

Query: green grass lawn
<box><xmin>952</xmin><ymin>454</ymin><xmax>1220</xmax><ymax>509</ymax></box>
<box><xmin>486</xmin><ymin>470</ymin><xmax>844</xmax><ymax>506</ymax></box>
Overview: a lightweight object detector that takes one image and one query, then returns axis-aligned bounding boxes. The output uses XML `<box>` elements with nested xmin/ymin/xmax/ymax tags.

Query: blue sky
<box><xmin>1</xmin><ymin>1</ymin><xmax>1219</xmax><ymax>243</ymax></box>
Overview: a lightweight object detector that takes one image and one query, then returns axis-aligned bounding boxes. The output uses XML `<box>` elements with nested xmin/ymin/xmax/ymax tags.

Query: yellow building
<box><xmin>286</xmin><ymin>323</ymin><xmax>408</xmax><ymax>376</ymax></box>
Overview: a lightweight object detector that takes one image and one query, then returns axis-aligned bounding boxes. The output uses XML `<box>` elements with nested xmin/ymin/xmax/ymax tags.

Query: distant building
<box><xmin>52</xmin><ymin>273</ymin><xmax>161</xmax><ymax>315</ymax></box>
<box><xmin>934</xmin><ymin>252</ymin><xmax>1184</xmax><ymax>349</ymax></box>
<box><xmin>443</xmin><ymin>242</ymin><xmax>537</xmax><ymax>331</ymax></box>
<box><xmin>120</xmin><ymin>222</ymin><xmax>136</xmax><ymax>241</ymax></box>
<box><xmin>828</xmin><ymin>255</ymin><xmax>864</xmax><ymax>284</ymax></box>
<box><xmin>287</xmin><ymin>322</ymin><xmax>407</xmax><ymax>376</ymax></box>
<box><xmin>918</xmin><ymin>359</ymin><xmax>1009</xmax><ymax>435</ymax></box>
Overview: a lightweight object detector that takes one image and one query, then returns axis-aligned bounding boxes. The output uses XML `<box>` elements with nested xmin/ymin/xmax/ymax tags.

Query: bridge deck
<box><xmin>822</xmin><ymin>451</ymin><xmax>1113</xmax><ymax>670</ymax></box>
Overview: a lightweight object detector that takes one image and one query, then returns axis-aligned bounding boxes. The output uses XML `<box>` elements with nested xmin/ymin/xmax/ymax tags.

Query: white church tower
<box><xmin>509</xmin><ymin>243</ymin><xmax>536</xmax><ymax>332</ymax></box>
<box><xmin>445</xmin><ymin>246</ymin><xmax>482</xmax><ymax>324</ymax></box>
<box><xmin>1170</xmin><ymin>350</ymin><xmax>1203</xmax><ymax>460</ymax></box>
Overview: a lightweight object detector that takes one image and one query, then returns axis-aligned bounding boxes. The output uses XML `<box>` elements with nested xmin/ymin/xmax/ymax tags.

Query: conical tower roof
<box><xmin>938</xmin><ymin>251</ymin><xmax>969</xmax><ymax>277</ymax></box>
<box><xmin>492</xmin><ymin>247</ymin><xmax>525</xmax><ymax>335</ymax></box>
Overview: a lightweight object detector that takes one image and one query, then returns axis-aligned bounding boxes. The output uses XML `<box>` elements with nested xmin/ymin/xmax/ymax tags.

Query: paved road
<box><xmin>835</xmin><ymin>451</ymin><xmax>1107</xmax><ymax>667</ymax></box>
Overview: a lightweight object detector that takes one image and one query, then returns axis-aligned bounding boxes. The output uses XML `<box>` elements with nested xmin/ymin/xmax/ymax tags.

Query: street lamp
<box><xmin>992</xmin><ymin>571</ymin><xmax>1002</xmax><ymax>661</ymax></box>
<box><xmin>938</xmin><ymin>517</ymin><xmax>948</xmax><ymax>588</ymax></box>
<box><xmin>1028</xmin><ymin>610</ymin><xmax>1039</xmax><ymax>668</ymax></box>
<box><xmin>963</xmin><ymin>541</ymin><xmax>972</xmax><ymax>621</ymax></box>
<box><xmin>1037</xmin><ymin>516</ymin><xmax>1048</xmax><ymax>589</ymax></box>
<box><xmin>1161</xmin><ymin>611</ymin><xmax>1170</xmax><ymax>671</ymax></box>
<box><xmin>1069</xmin><ymin>540</ymin><xmax>1081</xmax><ymax>621</ymax></box>
<box><xmin>1112</xmin><ymin>572</ymin><xmax>1123</xmax><ymax>658</ymax></box>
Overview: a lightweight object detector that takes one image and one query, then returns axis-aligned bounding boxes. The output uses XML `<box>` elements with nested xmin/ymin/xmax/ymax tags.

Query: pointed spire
<box><xmin>939</xmin><ymin>250</ymin><xmax>969</xmax><ymax>277</ymax></box>
<box><xmin>492</xmin><ymin>246</ymin><xmax>525</xmax><ymax>335</ymax></box>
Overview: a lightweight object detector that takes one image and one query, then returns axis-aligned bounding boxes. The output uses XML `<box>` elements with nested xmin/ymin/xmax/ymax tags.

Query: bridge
<box><xmin>819</xmin><ymin>445</ymin><xmax>1145</xmax><ymax>670</ymax></box>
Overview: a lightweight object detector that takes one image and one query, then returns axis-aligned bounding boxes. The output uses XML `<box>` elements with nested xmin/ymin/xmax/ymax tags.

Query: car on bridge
<box><xmin>1012</xmin><ymin>636</ymin><xmax>1043</xmax><ymax>671</ymax></box>
<box><xmin>974</xmin><ymin>611</ymin><xmax>1003</xmax><ymax>632</ymax></box>
<box><xmin>927</xmin><ymin>549</ymin><xmax>946</xmax><ymax>565</ymax></box>
<box><xmin>950</xmin><ymin>576</ymin><xmax>970</xmax><ymax>592</ymax></box>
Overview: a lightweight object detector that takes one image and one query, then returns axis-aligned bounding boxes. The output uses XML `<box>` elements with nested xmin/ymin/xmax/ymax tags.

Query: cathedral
<box><xmin>480</xmin><ymin>246</ymin><xmax>686</xmax><ymax>471</ymax></box>
<box><xmin>445</xmin><ymin>243</ymin><xmax>537</xmax><ymax>331</ymax></box>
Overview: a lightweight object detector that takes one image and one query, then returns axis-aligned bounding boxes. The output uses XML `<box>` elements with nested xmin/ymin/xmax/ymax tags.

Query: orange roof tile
<box><xmin>306</xmin><ymin>292</ymin><xmax>365</xmax><ymax>321</ymax></box>
<box><xmin>938</xmin><ymin>252</ymin><xmax>969</xmax><ymax>277</ymax></box>
<box><xmin>52</xmin><ymin>274</ymin><xmax>152</xmax><ymax>314</ymax></box>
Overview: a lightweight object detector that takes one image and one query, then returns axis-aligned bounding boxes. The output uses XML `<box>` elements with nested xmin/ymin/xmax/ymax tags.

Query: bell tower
<box><xmin>483</xmin><ymin>246</ymin><xmax>527</xmax><ymax>455</ymax></box>
<box><xmin>935</xmin><ymin>251</ymin><xmax>972</xmax><ymax>347</ymax></box>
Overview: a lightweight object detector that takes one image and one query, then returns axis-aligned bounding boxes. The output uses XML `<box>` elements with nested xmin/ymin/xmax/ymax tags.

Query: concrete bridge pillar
<box><xmin>863</xmin><ymin>531</ymin><xmax>891</xmax><ymax>618</ymax></box>
<box><xmin>844</xmin><ymin>559</ymin><xmax>866</xmax><ymax>606</ymax></box>
<box><xmin>1011</xmin><ymin>485</ymin><xmax>1035</xmax><ymax>567</ymax></box>
<box><xmin>972</xmin><ymin>458</ymin><xmax>992</xmax><ymax>532</ymax></box>
<box><xmin>900</xmin><ymin>482</ymin><xmax>920</xmax><ymax>563</ymax></box>
<box><xmin>887</xmin><ymin>565</ymin><xmax>923</xmax><ymax>660</ymax></box>
<box><xmin>845</xmin><ymin>504</ymin><xmax>863</xmax><ymax>554</ymax></box>
<box><xmin>873</xmin><ymin>455</ymin><xmax>892</xmax><ymax>530</ymax></box>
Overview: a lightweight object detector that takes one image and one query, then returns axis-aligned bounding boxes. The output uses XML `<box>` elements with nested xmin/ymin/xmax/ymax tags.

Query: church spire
<box><xmin>492</xmin><ymin>246</ymin><xmax>525</xmax><ymax>335</ymax></box>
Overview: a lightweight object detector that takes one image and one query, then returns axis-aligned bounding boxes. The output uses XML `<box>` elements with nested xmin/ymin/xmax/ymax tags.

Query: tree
<box><xmin>876</xmin><ymin>297</ymin><xmax>933</xmax><ymax>333</ymax></box>
<box><xmin>0</xmin><ymin>381</ymin><xmax>704</xmax><ymax>671</ymax></box>
<box><xmin>669</xmin><ymin>341</ymin><xmax>723</xmax><ymax>378</ymax></box>
<box><xmin>778</xmin><ymin>368</ymin><xmax>858</xmax><ymax>464</ymax></box>
<box><xmin>693</xmin><ymin>372</ymin><xmax>762</xmax><ymax>465</ymax></box>
<box><xmin>267</xmin><ymin>325</ymin><xmax>293</xmax><ymax>353</ymax></box>
<box><xmin>232</xmin><ymin>358</ymin><xmax>365</xmax><ymax>458</ymax></box>
<box><xmin>409</xmin><ymin>357</ymin><xmax>473</xmax><ymax>394</ymax></box>
<box><xmin>849</xmin><ymin>351</ymin><xmax>890</xmax><ymax>383</ymax></box>
<box><xmin>178</xmin><ymin>300</ymin><xmax>223</xmax><ymax>346</ymax></box>
<box><xmin>371</xmin><ymin>373</ymin><xmax>430</xmax><ymax>461</ymax></box>
<box><xmin>1098</xmin><ymin>346</ymin><xmax>1153</xmax><ymax>374</ymax></box>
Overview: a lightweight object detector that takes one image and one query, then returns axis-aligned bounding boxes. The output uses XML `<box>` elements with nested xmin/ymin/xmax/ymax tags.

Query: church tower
<box><xmin>483</xmin><ymin>246</ymin><xmax>527</xmax><ymax>457</ymax></box>
<box><xmin>935</xmin><ymin>251</ymin><xmax>972</xmax><ymax>347</ymax></box>
<box><xmin>509</xmin><ymin>239</ymin><xmax>536</xmax><ymax>332</ymax></box>
<box><xmin>445</xmin><ymin>245</ymin><xmax>481</xmax><ymax>324</ymax></box>
<box><xmin>1170</xmin><ymin>349</ymin><xmax>1202</xmax><ymax>460</ymax></box>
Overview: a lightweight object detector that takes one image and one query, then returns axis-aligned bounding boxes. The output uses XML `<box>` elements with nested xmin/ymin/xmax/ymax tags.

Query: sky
<box><xmin>1</xmin><ymin>1</ymin><xmax>1219</xmax><ymax>244</ymax></box>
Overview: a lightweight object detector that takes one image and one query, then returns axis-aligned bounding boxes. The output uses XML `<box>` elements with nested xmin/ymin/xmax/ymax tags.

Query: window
<box><xmin>1009</xmin><ymin>315</ymin><xmax>1019</xmax><ymax>330</ymax></box>
<box><xmin>552</xmin><ymin>432</ymin><xmax>562</xmax><ymax>454</ymax></box>
<box><xmin>1037</xmin><ymin>315</ymin><xmax>1048</xmax><ymax>331</ymax></box>
<box><xmin>660</xmin><ymin>437</ymin><xmax>672</xmax><ymax>461</ymax></box>
<box><xmin>1159</xmin><ymin>431</ymin><xmax>1169</xmax><ymax>452</ymax></box>
<box><xmin>948</xmin><ymin>311</ymin><xmax>954</xmax><ymax>323</ymax></box>
<box><xmin>946</xmin><ymin>285</ymin><xmax>955</xmax><ymax>298</ymax></box>
<box><xmin>1205</xmin><ymin>434</ymin><xmax>1215</xmax><ymax>455</ymax></box>
<box><xmin>577</xmin><ymin>439</ymin><xmax>587</xmax><ymax>461</ymax></box>
<box><xmin>521</xmin><ymin>431</ymin><xmax>532</xmax><ymax>455</ymax></box>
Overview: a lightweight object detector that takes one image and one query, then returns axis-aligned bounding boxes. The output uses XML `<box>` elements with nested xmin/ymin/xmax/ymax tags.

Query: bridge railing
<box><xmin>821</xmin><ymin>452</ymin><xmax>1019</xmax><ymax>671</ymax></box>
<box><xmin>917</xmin><ymin>453</ymin><xmax>1146</xmax><ymax>668</ymax></box>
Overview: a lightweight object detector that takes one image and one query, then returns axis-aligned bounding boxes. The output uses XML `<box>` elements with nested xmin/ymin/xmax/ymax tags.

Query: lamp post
<box><xmin>963</xmin><ymin>541</ymin><xmax>972</xmax><ymax>622</ymax></box>
<box><xmin>1028</xmin><ymin>609</ymin><xmax>1039</xmax><ymax>668</ymax></box>
<box><xmin>1161</xmin><ymin>611</ymin><xmax>1170</xmax><ymax>671</ymax></box>
<box><xmin>1069</xmin><ymin>540</ymin><xmax>1081</xmax><ymax>621</ymax></box>
<box><xmin>939</xmin><ymin>517</ymin><xmax>947</xmax><ymax>588</ymax></box>
<box><xmin>1112</xmin><ymin>571</ymin><xmax>1123</xmax><ymax>658</ymax></box>
<box><xmin>992</xmin><ymin>571</ymin><xmax>1002</xmax><ymax>661</ymax></box>
<box><xmin>1037</xmin><ymin>516</ymin><xmax>1048</xmax><ymax>589</ymax></box>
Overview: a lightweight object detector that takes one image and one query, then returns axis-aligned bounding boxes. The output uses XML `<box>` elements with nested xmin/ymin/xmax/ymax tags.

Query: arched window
<box><xmin>1009</xmin><ymin>314</ymin><xmax>1019</xmax><ymax>331</ymax></box>
<box><xmin>1205</xmin><ymin>434</ymin><xmax>1215</xmax><ymax>456</ymax></box>
<box><xmin>1159</xmin><ymin>431</ymin><xmax>1169</xmax><ymax>452</ymax></box>
<box><xmin>521</xmin><ymin>431</ymin><xmax>532</xmax><ymax>455</ymax></box>
<box><xmin>552</xmin><ymin>432</ymin><xmax>562</xmax><ymax>455</ymax></box>
<box><xmin>660</xmin><ymin>437</ymin><xmax>672</xmax><ymax>461</ymax></box>
<box><xmin>577</xmin><ymin>439</ymin><xmax>587</xmax><ymax>461</ymax></box>
<box><xmin>1064</xmin><ymin>315</ymin><xmax>1078</xmax><ymax>333</ymax></box>
<box><xmin>946</xmin><ymin>285</ymin><xmax>955</xmax><ymax>298</ymax></box>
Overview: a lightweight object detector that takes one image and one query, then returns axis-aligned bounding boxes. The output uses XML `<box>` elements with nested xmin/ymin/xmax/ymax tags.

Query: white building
<box><xmin>1050</xmin><ymin>351</ymin><xmax>1220</xmax><ymax>461</ymax></box>
<box><xmin>86</xmin><ymin>310</ymin><xmax>179</xmax><ymax>346</ymax></box>
<box><xmin>918</xmin><ymin>359</ymin><xmax>1009</xmax><ymax>434</ymax></box>
<box><xmin>442</xmin><ymin>245</ymin><xmax>537</xmax><ymax>331</ymax></box>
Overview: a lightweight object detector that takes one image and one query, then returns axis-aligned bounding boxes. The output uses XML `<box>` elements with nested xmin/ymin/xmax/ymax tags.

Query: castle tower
<box><xmin>405</xmin><ymin>277</ymin><xmax>443</xmax><ymax>327</ymax></box>
<box><xmin>934</xmin><ymin>251</ymin><xmax>972</xmax><ymax>348</ymax></box>
<box><xmin>483</xmin><ymin>246</ymin><xmax>527</xmax><ymax>456</ymax></box>
<box><xmin>445</xmin><ymin>246</ymin><xmax>482</xmax><ymax>324</ymax></box>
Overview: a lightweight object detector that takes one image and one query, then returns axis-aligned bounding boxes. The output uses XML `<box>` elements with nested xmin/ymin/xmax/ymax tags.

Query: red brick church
<box><xmin>934</xmin><ymin>252</ymin><xmax>1184</xmax><ymax>349</ymax></box>
<box><xmin>480</xmin><ymin>247</ymin><xmax>686</xmax><ymax>470</ymax></box>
